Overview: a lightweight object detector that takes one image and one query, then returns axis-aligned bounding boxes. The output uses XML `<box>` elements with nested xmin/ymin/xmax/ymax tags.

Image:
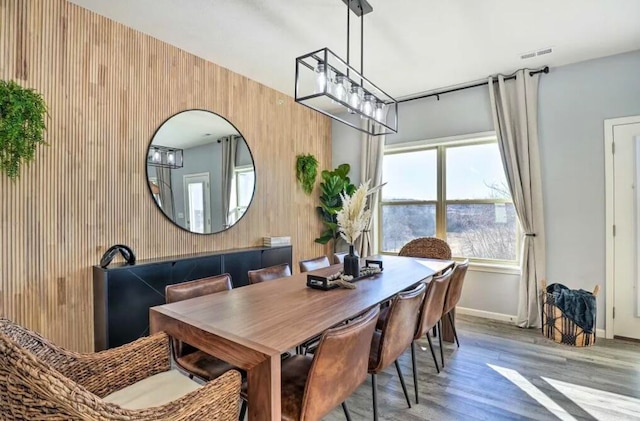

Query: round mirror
<box><xmin>146</xmin><ymin>110</ymin><xmax>256</xmax><ymax>234</ymax></box>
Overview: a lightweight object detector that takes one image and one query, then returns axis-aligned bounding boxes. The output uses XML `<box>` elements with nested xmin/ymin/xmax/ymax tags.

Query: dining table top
<box><xmin>150</xmin><ymin>254</ymin><xmax>454</xmax><ymax>356</ymax></box>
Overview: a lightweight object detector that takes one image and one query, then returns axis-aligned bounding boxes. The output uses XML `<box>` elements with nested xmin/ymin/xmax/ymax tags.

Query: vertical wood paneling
<box><xmin>0</xmin><ymin>0</ymin><xmax>331</xmax><ymax>352</ymax></box>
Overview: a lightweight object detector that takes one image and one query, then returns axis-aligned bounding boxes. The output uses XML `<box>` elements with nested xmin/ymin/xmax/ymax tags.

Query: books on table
<box><xmin>263</xmin><ymin>236</ymin><xmax>291</xmax><ymax>247</ymax></box>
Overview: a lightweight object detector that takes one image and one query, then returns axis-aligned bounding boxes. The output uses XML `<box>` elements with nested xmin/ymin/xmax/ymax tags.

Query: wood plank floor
<box><xmin>324</xmin><ymin>315</ymin><xmax>640</xmax><ymax>420</ymax></box>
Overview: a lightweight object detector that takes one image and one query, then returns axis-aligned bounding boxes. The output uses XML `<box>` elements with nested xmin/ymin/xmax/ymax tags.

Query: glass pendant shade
<box><xmin>333</xmin><ymin>74</ymin><xmax>347</xmax><ymax>101</ymax></box>
<box><xmin>295</xmin><ymin>48</ymin><xmax>398</xmax><ymax>136</ymax></box>
<box><xmin>315</xmin><ymin>62</ymin><xmax>327</xmax><ymax>93</ymax></box>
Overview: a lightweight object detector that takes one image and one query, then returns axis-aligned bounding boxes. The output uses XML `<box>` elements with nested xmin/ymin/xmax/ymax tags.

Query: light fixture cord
<box><xmin>346</xmin><ymin>0</ymin><xmax>350</xmax><ymax>78</ymax></box>
<box><xmin>360</xmin><ymin>0</ymin><xmax>364</xmax><ymax>81</ymax></box>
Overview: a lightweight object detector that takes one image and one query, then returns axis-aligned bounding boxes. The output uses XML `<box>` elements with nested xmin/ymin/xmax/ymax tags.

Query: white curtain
<box><xmin>358</xmin><ymin>120</ymin><xmax>385</xmax><ymax>258</ymax></box>
<box><xmin>489</xmin><ymin>70</ymin><xmax>546</xmax><ymax>328</ymax></box>
<box><xmin>221</xmin><ymin>136</ymin><xmax>238</xmax><ymax>228</ymax></box>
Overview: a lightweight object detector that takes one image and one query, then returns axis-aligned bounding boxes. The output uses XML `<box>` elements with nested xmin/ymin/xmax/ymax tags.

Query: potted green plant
<box><xmin>0</xmin><ymin>80</ymin><xmax>48</xmax><ymax>180</ymax></box>
<box><xmin>315</xmin><ymin>163</ymin><xmax>356</xmax><ymax>253</ymax></box>
<box><xmin>295</xmin><ymin>154</ymin><xmax>318</xmax><ymax>195</ymax></box>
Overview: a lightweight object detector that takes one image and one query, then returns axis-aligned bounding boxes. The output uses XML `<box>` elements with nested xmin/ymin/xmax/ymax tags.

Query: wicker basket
<box><xmin>540</xmin><ymin>280</ymin><xmax>599</xmax><ymax>347</ymax></box>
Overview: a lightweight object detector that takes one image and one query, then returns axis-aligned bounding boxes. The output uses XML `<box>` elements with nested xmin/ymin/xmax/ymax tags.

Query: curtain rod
<box><xmin>397</xmin><ymin>66</ymin><xmax>549</xmax><ymax>104</ymax></box>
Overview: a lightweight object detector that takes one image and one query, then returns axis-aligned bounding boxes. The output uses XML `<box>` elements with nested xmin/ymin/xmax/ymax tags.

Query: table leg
<box><xmin>440</xmin><ymin>308</ymin><xmax>455</xmax><ymax>343</ymax></box>
<box><xmin>248</xmin><ymin>354</ymin><xmax>281</xmax><ymax>421</ymax></box>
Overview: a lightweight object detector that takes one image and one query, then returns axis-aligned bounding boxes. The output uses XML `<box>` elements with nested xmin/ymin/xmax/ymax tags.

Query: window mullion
<box><xmin>436</xmin><ymin>145</ymin><xmax>446</xmax><ymax>239</ymax></box>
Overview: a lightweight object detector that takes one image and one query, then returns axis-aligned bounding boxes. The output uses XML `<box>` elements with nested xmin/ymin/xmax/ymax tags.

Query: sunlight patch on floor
<box><xmin>543</xmin><ymin>377</ymin><xmax>640</xmax><ymax>421</ymax></box>
<box><xmin>487</xmin><ymin>364</ymin><xmax>577</xmax><ymax>421</ymax></box>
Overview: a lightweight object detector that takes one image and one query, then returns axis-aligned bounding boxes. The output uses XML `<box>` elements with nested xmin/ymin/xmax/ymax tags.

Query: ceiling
<box><xmin>152</xmin><ymin>110</ymin><xmax>239</xmax><ymax>150</ymax></box>
<box><xmin>70</xmin><ymin>0</ymin><xmax>640</xmax><ymax>99</ymax></box>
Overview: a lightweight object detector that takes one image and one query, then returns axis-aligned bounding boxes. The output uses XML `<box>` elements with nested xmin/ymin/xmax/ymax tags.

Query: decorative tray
<box><xmin>306</xmin><ymin>259</ymin><xmax>384</xmax><ymax>291</ymax></box>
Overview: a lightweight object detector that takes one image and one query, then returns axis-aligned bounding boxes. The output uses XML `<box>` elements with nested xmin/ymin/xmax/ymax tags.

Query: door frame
<box><xmin>604</xmin><ymin>115</ymin><xmax>640</xmax><ymax>339</ymax></box>
<box><xmin>182</xmin><ymin>172</ymin><xmax>211</xmax><ymax>233</ymax></box>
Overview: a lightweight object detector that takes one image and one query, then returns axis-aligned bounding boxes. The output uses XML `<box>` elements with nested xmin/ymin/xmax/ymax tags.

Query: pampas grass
<box><xmin>336</xmin><ymin>180</ymin><xmax>372</xmax><ymax>244</ymax></box>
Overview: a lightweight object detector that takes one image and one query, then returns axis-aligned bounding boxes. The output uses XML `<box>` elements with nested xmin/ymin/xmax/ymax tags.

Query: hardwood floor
<box><xmin>324</xmin><ymin>315</ymin><xmax>640</xmax><ymax>420</ymax></box>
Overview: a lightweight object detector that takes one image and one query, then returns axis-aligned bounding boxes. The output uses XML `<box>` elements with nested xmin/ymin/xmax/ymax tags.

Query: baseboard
<box><xmin>457</xmin><ymin>307</ymin><xmax>607</xmax><ymax>338</ymax></box>
<box><xmin>456</xmin><ymin>307</ymin><xmax>517</xmax><ymax>323</ymax></box>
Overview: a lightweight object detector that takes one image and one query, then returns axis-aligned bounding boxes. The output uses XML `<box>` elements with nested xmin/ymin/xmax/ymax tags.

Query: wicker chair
<box><xmin>0</xmin><ymin>318</ymin><xmax>241</xmax><ymax>420</ymax></box>
<box><xmin>398</xmin><ymin>237</ymin><xmax>452</xmax><ymax>260</ymax></box>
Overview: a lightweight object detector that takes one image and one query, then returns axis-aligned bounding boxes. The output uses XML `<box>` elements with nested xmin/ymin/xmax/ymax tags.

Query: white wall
<box><xmin>538</xmin><ymin>50</ymin><xmax>640</xmax><ymax>329</ymax></box>
<box><xmin>332</xmin><ymin>50</ymin><xmax>640</xmax><ymax>328</ymax></box>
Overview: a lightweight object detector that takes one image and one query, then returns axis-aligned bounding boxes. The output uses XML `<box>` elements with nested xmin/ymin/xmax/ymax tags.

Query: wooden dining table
<box><xmin>149</xmin><ymin>254</ymin><xmax>454</xmax><ymax>420</ymax></box>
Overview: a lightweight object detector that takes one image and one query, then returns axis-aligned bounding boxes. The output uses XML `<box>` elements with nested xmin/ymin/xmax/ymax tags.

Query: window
<box><xmin>228</xmin><ymin>166</ymin><xmax>255</xmax><ymax>225</ymax></box>
<box><xmin>380</xmin><ymin>138</ymin><xmax>519</xmax><ymax>263</ymax></box>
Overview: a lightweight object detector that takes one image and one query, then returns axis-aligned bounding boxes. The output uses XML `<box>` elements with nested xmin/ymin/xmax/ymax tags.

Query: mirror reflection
<box><xmin>146</xmin><ymin>110</ymin><xmax>255</xmax><ymax>234</ymax></box>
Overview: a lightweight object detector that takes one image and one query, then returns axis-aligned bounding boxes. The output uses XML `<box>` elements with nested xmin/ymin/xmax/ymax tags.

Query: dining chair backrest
<box><xmin>299</xmin><ymin>256</ymin><xmax>331</xmax><ymax>273</ymax></box>
<box><xmin>414</xmin><ymin>269</ymin><xmax>453</xmax><ymax>340</ymax></box>
<box><xmin>333</xmin><ymin>252</ymin><xmax>348</xmax><ymax>264</ymax></box>
<box><xmin>247</xmin><ymin>263</ymin><xmax>292</xmax><ymax>284</ymax></box>
<box><xmin>300</xmin><ymin>306</ymin><xmax>380</xmax><ymax>421</ymax></box>
<box><xmin>443</xmin><ymin>260</ymin><xmax>470</xmax><ymax>315</ymax></box>
<box><xmin>398</xmin><ymin>237</ymin><xmax>452</xmax><ymax>260</ymax></box>
<box><xmin>165</xmin><ymin>273</ymin><xmax>233</xmax><ymax>358</ymax></box>
<box><xmin>371</xmin><ymin>283</ymin><xmax>426</xmax><ymax>372</ymax></box>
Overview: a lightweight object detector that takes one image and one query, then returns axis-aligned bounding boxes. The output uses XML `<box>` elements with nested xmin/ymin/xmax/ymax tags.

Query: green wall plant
<box><xmin>0</xmin><ymin>80</ymin><xmax>48</xmax><ymax>180</ymax></box>
<box><xmin>315</xmin><ymin>163</ymin><xmax>356</xmax><ymax>252</ymax></box>
<box><xmin>296</xmin><ymin>154</ymin><xmax>318</xmax><ymax>195</ymax></box>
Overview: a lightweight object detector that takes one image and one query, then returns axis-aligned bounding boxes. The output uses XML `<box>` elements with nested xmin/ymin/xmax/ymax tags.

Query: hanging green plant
<box><xmin>0</xmin><ymin>80</ymin><xmax>48</xmax><ymax>180</ymax></box>
<box><xmin>296</xmin><ymin>153</ymin><xmax>319</xmax><ymax>195</ymax></box>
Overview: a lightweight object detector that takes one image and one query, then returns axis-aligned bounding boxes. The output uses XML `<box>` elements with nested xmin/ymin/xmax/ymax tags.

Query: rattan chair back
<box><xmin>398</xmin><ymin>237</ymin><xmax>452</xmax><ymax>260</ymax></box>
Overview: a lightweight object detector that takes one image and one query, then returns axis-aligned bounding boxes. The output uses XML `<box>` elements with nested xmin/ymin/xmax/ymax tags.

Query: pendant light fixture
<box><xmin>294</xmin><ymin>0</ymin><xmax>398</xmax><ymax>136</ymax></box>
<box><xmin>147</xmin><ymin>145</ymin><xmax>184</xmax><ymax>169</ymax></box>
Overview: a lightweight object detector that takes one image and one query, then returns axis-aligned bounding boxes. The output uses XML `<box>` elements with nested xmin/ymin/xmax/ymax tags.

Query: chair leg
<box><xmin>448</xmin><ymin>311</ymin><xmax>460</xmax><ymax>348</ymax></box>
<box><xmin>437</xmin><ymin>320</ymin><xmax>445</xmax><ymax>368</ymax></box>
<box><xmin>372</xmin><ymin>374</ymin><xmax>378</xmax><ymax>421</ymax></box>
<box><xmin>239</xmin><ymin>400</ymin><xmax>247</xmax><ymax>421</ymax></box>
<box><xmin>425</xmin><ymin>331</ymin><xmax>440</xmax><ymax>373</ymax></box>
<box><xmin>342</xmin><ymin>401</ymin><xmax>353</xmax><ymax>421</ymax></box>
<box><xmin>432</xmin><ymin>326</ymin><xmax>437</xmax><ymax>337</ymax></box>
<box><xmin>411</xmin><ymin>341</ymin><xmax>419</xmax><ymax>404</ymax></box>
<box><xmin>394</xmin><ymin>360</ymin><xmax>412</xmax><ymax>408</ymax></box>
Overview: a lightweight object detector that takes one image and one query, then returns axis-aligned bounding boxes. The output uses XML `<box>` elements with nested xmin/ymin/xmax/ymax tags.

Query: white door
<box><xmin>609</xmin><ymin>118</ymin><xmax>640</xmax><ymax>340</ymax></box>
<box><xmin>183</xmin><ymin>173</ymin><xmax>211</xmax><ymax>234</ymax></box>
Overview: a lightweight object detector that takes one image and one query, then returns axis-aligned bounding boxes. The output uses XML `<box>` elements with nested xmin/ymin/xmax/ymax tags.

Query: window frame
<box><xmin>378</xmin><ymin>133</ymin><xmax>521</xmax><ymax>266</ymax></box>
<box><xmin>230</xmin><ymin>165</ymin><xmax>255</xmax><ymax>224</ymax></box>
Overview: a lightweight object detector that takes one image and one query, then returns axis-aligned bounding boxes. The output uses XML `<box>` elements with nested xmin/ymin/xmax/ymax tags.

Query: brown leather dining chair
<box><xmin>410</xmin><ymin>269</ymin><xmax>453</xmax><ymax>402</ymax></box>
<box><xmin>240</xmin><ymin>306</ymin><xmax>380</xmax><ymax>421</ymax></box>
<box><xmin>247</xmin><ymin>263</ymin><xmax>292</xmax><ymax>284</ymax></box>
<box><xmin>333</xmin><ymin>251</ymin><xmax>348</xmax><ymax>264</ymax></box>
<box><xmin>369</xmin><ymin>283</ymin><xmax>426</xmax><ymax>421</ymax></box>
<box><xmin>165</xmin><ymin>274</ymin><xmax>237</xmax><ymax>381</ymax></box>
<box><xmin>299</xmin><ymin>256</ymin><xmax>330</xmax><ymax>273</ymax></box>
<box><xmin>398</xmin><ymin>237</ymin><xmax>452</xmax><ymax>260</ymax></box>
<box><xmin>398</xmin><ymin>236</ymin><xmax>452</xmax><ymax>338</ymax></box>
<box><xmin>441</xmin><ymin>260</ymin><xmax>470</xmax><ymax>353</ymax></box>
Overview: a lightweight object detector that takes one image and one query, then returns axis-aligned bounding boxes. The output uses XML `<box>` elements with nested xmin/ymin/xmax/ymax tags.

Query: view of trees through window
<box><xmin>380</xmin><ymin>141</ymin><xmax>518</xmax><ymax>262</ymax></box>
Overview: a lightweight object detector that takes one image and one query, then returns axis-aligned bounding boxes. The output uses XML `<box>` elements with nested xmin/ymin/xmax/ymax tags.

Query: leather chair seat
<box><xmin>241</xmin><ymin>355</ymin><xmax>313</xmax><ymax>421</ymax></box>
<box><xmin>177</xmin><ymin>350</ymin><xmax>238</xmax><ymax>381</ymax></box>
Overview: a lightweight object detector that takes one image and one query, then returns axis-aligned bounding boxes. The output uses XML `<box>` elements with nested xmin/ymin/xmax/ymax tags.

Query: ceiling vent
<box><xmin>536</xmin><ymin>47</ymin><xmax>553</xmax><ymax>56</ymax></box>
<box><xmin>521</xmin><ymin>47</ymin><xmax>554</xmax><ymax>60</ymax></box>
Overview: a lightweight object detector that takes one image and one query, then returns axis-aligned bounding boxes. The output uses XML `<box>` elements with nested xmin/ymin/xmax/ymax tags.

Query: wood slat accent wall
<box><xmin>0</xmin><ymin>0</ymin><xmax>331</xmax><ymax>352</ymax></box>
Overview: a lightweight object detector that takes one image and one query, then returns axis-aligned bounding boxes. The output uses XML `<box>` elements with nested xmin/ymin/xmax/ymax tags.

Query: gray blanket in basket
<box><xmin>547</xmin><ymin>283</ymin><xmax>596</xmax><ymax>333</ymax></box>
